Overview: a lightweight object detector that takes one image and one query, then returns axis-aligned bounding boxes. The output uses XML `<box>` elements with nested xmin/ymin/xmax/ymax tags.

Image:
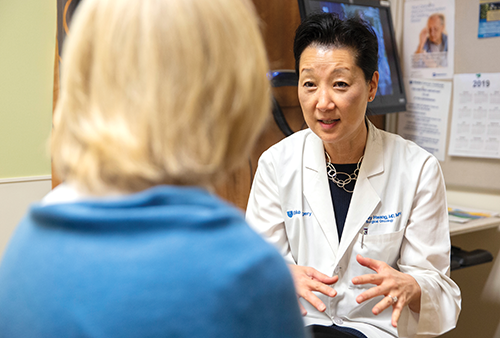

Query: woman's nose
<box><xmin>316</xmin><ymin>89</ymin><xmax>334</xmax><ymax>111</ymax></box>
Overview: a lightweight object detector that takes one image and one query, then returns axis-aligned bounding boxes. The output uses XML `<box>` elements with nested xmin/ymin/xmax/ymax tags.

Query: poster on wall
<box><xmin>448</xmin><ymin>73</ymin><xmax>500</xmax><ymax>159</ymax></box>
<box><xmin>403</xmin><ymin>0</ymin><xmax>455</xmax><ymax>80</ymax></box>
<box><xmin>397</xmin><ymin>78</ymin><xmax>451</xmax><ymax>161</ymax></box>
<box><xmin>479</xmin><ymin>1</ymin><xmax>500</xmax><ymax>38</ymax></box>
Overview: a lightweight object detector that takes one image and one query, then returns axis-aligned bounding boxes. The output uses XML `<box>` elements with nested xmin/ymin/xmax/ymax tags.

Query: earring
<box><xmin>369</xmin><ymin>96</ymin><xmax>373</xmax><ymax>101</ymax></box>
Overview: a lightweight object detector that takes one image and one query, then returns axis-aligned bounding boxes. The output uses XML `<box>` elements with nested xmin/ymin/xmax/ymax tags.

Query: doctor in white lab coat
<box><xmin>246</xmin><ymin>13</ymin><xmax>460</xmax><ymax>338</ymax></box>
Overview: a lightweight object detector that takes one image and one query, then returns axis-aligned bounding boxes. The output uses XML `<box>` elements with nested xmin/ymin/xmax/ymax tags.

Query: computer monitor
<box><xmin>297</xmin><ymin>0</ymin><xmax>406</xmax><ymax>114</ymax></box>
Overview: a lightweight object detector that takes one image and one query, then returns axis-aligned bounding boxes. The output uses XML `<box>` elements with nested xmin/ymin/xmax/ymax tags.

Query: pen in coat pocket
<box><xmin>361</xmin><ymin>226</ymin><xmax>368</xmax><ymax>248</ymax></box>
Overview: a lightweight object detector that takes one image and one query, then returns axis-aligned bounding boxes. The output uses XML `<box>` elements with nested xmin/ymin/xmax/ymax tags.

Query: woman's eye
<box><xmin>303</xmin><ymin>81</ymin><xmax>315</xmax><ymax>88</ymax></box>
<box><xmin>334</xmin><ymin>82</ymin><xmax>348</xmax><ymax>88</ymax></box>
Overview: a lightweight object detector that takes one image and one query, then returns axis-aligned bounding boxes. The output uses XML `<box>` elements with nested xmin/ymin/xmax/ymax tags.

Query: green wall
<box><xmin>0</xmin><ymin>1</ymin><xmax>56</xmax><ymax>179</ymax></box>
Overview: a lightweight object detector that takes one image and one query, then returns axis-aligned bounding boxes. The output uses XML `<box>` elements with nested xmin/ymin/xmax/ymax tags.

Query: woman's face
<box><xmin>298</xmin><ymin>45</ymin><xmax>378</xmax><ymax>153</ymax></box>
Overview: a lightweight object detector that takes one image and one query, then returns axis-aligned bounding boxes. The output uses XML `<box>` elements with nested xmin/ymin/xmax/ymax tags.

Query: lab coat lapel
<box><xmin>303</xmin><ymin>132</ymin><xmax>340</xmax><ymax>254</ymax></box>
<box><xmin>336</xmin><ymin>122</ymin><xmax>384</xmax><ymax>261</ymax></box>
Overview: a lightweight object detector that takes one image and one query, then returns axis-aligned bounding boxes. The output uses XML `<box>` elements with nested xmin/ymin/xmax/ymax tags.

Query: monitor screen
<box><xmin>297</xmin><ymin>0</ymin><xmax>406</xmax><ymax>114</ymax></box>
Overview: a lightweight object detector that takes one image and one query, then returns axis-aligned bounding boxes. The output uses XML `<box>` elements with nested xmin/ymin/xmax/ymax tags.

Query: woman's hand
<box><xmin>288</xmin><ymin>265</ymin><xmax>338</xmax><ymax>316</ymax></box>
<box><xmin>351</xmin><ymin>255</ymin><xmax>421</xmax><ymax>328</ymax></box>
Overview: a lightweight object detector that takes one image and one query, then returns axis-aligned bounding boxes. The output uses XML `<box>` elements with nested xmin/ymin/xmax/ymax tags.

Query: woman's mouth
<box><xmin>320</xmin><ymin>119</ymin><xmax>338</xmax><ymax>124</ymax></box>
<box><xmin>319</xmin><ymin>119</ymin><xmax>339</xmax><ymax>128</ymax></box>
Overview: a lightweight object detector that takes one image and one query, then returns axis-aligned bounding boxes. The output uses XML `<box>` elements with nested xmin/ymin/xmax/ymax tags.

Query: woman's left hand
<box><xmin>351</xmin><ymin>254</ymin><xmax>421</xmax><ymax>328</ymax></box>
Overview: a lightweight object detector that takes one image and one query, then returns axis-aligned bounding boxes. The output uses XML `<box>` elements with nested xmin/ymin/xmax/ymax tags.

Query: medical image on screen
<box><xmin>319</xmin><ymin>2</ymin><xmax>393</xmax><ymax>96</ymax></box>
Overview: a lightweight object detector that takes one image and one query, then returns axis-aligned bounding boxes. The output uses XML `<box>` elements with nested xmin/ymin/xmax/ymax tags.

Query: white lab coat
<box><xmin>246</xmin><ymin>121</ymin><xmax>461</xmax><ymax>338</ymax></box>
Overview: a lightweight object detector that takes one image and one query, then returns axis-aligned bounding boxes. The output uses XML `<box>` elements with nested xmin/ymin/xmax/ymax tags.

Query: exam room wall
<box><xmin>0</xmin><ymin>1</ymin><xmax>55</xmax><ymax>257</ymax></box>
<box><xmin>443</xmin><ymin>191</ymin><xmax>500</xmax><ymax>338</ymax></box>
<box><xmin>0</xmin><ymin>1</ymin><xmax>55</xmax><ymax>179</ymax></box>
<box><xmin>392</xmin><ymin>0</ymin><xmax>500</xmax><ymax>337</ymax></box>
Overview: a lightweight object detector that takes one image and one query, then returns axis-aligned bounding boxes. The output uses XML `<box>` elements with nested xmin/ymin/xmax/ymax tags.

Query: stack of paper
<box><xmin>448</xmin><ymin>205</ymin><xmax>499</xmax><ymax>223</ymax></box>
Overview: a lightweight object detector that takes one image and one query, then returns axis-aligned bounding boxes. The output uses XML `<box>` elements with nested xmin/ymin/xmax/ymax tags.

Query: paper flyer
<box><xmin>448</xmin><ymin>73</ymin><xmax>500</xmax><ymax>159</ymax></box>
<box><xmin>403</xmin><ymin>0</ymin><xmax>455</xmax><ymax>80</ymax></box>
<box><xmin>397</xmin><ymin>78</ymin><xmax>451</xmax><ymax>161</ymax></box>
<box><xmin>479</xmin><ymin>1</ymin><xmax>500</xmax><ymax>38</ymax></box>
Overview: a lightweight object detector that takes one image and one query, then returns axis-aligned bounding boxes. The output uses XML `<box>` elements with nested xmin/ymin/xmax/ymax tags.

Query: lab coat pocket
<box><xmin>348</xmin><ymin>227</ymin><xmax>406</xmax><ymax>287</ymax></box>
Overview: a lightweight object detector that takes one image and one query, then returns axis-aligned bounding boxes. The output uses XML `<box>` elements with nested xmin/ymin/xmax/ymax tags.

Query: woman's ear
<box><xmin>368</xmin><ymin>71</ymin><xmax>379</xmax><ymax>101</ymax></box>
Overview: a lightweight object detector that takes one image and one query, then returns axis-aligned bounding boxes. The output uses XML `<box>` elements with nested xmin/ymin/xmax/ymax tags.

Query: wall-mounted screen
<box><xmin>297</xmin><ymin>0</ymin><xmax>406</xmax><ymax>114</ymax></box>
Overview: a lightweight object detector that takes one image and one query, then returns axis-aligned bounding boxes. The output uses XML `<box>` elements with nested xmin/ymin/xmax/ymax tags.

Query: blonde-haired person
<box><xmin>0</xmin><ymin>0</ymin><xmax>306</xmax><ymax>337</ymax></box>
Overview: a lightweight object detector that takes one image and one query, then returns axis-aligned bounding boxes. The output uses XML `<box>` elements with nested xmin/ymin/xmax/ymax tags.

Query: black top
<box><xmin>327</xmin><ymin>163</ymin><xmax>358</xmax><ymax>240</ymax></box>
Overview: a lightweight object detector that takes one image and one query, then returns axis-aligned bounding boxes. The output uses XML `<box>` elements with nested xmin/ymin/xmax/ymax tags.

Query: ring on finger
<box><xmin>388</xmin><ymin>295</ymin><xmax>398</xmax><ymax>303</ymax></box>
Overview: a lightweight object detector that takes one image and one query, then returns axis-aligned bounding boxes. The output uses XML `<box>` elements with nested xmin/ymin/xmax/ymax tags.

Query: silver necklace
<box><xmin>325</xmin><ymin>151</ymin><xmax>363</xmax><ymax>193</ymax></box>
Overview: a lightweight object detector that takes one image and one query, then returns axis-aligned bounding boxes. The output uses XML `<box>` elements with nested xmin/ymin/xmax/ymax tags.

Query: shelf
<box><xmin>450</xmin><ymin>217</ymin><xmax>500</xmax><ymax>236</ymax></box>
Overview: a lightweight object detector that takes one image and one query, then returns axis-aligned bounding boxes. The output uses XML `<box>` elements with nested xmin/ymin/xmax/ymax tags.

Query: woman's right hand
<box><xmin>288</xmin><ymin>265</ymin><xmax>338</xmax><ymax>316</ymax></box>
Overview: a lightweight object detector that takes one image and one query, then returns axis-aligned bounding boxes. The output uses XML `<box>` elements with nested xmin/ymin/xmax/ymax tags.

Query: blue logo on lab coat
<box><xmin>287</xmin><ymin>210</ymin><xmax>312</xmax><ymax>218</ymax></box>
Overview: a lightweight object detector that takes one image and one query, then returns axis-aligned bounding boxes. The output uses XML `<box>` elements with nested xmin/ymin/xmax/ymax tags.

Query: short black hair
<box><xmin>293</xmin><ymin>13</ymin><xmax>378</xmax><ymax>83</ymax></box>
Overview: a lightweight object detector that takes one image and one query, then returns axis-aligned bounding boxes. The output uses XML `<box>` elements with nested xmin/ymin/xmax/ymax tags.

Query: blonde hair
<box><xmin>52</xmin><ymin>0</ymin><xmax>270</xmax><ymax>194</ymax></box>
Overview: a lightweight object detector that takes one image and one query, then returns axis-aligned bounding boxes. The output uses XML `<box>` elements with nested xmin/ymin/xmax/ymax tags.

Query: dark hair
<box><xmin>293</xmin><ymin>13</ymin><xmax>378</xmax><ymax>83</ymax></box>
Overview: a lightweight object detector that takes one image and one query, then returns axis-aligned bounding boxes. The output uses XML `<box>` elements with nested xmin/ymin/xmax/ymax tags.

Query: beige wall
<box><xmin>393</xmin><ymin>0</ymin><xmax>500</xmax><ymax>336</ymax></box>
<box><xmin>0</xmin><ymin>178</ymin><xmax>52</xmax><ymax>259</ymax></box>
<box><xmin>439</xmin><ymin>0</ymin><xmax>500</xmax><ymax>192</ymax></box>
<box><xmin>446</xmin><ymin>227</ymin><xmax>500</xmax><ymax>338</ymax></box>
<box><xmin>443</xmin><ymin>190</ymin><xmax>500</xmax><ymax>338</ymax></box>
<box><xmin>0</xmin><ymin>0</ymin><xmax>55</xmax><ymax>256</ymax></box>
<box><xmin>0</xmin><ymin>0</ymin><xmax>56</xmax><ymax>179</ymax></box>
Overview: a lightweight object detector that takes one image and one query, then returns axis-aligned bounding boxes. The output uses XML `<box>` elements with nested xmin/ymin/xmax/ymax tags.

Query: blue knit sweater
<box><xmin>0</xmin><ymin>185</ymin><xmax>306</xmax><ymax>338</ymax></box>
